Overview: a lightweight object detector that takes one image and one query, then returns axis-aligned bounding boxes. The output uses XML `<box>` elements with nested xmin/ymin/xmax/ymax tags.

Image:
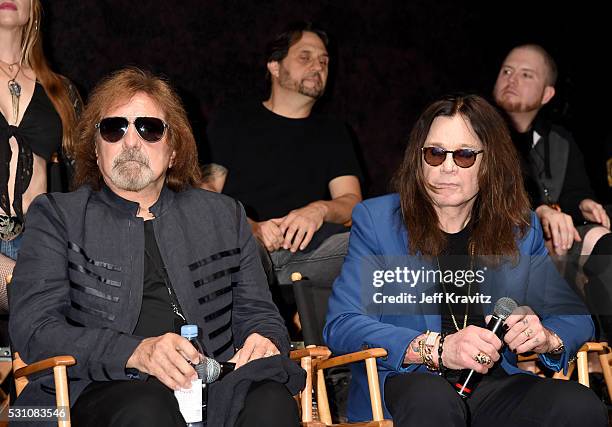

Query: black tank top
<box><xmin>0</xmin><ymin>82</ymin><xmax>63</xmax><ymax>221</ymax></box>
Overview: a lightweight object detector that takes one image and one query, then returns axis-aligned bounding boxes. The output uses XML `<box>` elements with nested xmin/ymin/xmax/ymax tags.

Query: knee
<box><xmin>545</xmin><ymin>381</ymin><xmax>607</xmax><ymax>425</ymax></box>
<box><xmin>235</xmin><ymin>380</ymin><xmax>299</xmax><ymax>427</ymax></box>
<box><xmin>583</xmin><ymin>228</ymin><xmax>611</xmax><ymax>257</ymax></box>
<box><xmin>384</xmin><ymin>373</ymin><xmax>465</xmax><ymax>423</ymax></box>
<box><xmin>584</xmin><ymin>232</ymin><xmax>612</xmax><ymax>277</ymax></box>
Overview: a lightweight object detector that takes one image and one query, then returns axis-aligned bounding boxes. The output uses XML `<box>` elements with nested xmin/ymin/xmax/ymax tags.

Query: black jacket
<box><xmin>513</xmin><ymin>118</ymin><xmax>596</xmax><ymax>223</ymax></box>
<box><xmin>8</xmin><ymin>184</ymin><xmax>289</xmax><ymax>420</ymax></box>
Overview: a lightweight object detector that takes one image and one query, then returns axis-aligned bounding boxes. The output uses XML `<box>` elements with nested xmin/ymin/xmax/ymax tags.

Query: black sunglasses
<box><xmin>95</xmin><ymin>117</ymin><xmax>169</xmax><ymax>143</ymax></box>
<box><xmin>421</xmin><ymin>147</ymin><xmax>484</xmax><ymax>168</ymax></box>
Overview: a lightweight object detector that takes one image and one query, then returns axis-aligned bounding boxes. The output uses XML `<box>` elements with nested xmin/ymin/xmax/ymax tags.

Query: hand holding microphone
<box><xmin>441</xmin><ymin>325</ymin><xmax>502</xmax><ymax>374</ymax></box>
<box><xmin>448</xmin><ymin>297</ymin><xmax>518</xmax><ymax>398</ymax></box>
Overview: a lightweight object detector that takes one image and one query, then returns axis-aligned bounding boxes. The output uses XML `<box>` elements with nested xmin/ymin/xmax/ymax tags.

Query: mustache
<box><xmin>303</xmin><ymin>72</ymin><xmax>322</xmax><ymax>81</ymax></box>
<box><xmin>112</xmin><ymin>148</ymin><xmax>150</xmax><ymax>169</ymax></box>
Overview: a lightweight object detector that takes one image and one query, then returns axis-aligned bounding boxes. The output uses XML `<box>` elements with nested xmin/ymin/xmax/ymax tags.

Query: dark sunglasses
<box><xmin>95</xmin><ymin>117</ymin><xmax>169</xmax><ymax>143</ymax></box>
<box><xmin>421</xmin><ymin>146</ymin><xmax>484</xmax><ymax>168</ymax></box>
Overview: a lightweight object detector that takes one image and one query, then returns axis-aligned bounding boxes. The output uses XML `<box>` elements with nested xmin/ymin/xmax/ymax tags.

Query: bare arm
<box><xmin>277</xmin><ymin>175</ymin><xmax>362</xmax><ymax>252</ymax></box>
<box><xmin>313</xmin><ymin>175</ymin><xmax>362</xmax><ymax>224</ymax></box>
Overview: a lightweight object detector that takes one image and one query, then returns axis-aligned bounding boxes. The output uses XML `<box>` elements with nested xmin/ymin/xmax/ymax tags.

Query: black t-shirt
<box><xmin>439</xmin><ymin>226</ymin><xmax>505</xmax><ymax>381</ymax></box>
<box><xmin>133</xmin><ymin>220</ymin><xmax>185</xmax><ymax>337</ymax></box>
<box><xmin>439</xmin><ymin>226</ymin><xmax>485</xmax><ymax>334</ymax></box>
<box><xmin>207</xmin><ymin>102</ymin><xmax>363</xmax><ymax>221</ymax></box>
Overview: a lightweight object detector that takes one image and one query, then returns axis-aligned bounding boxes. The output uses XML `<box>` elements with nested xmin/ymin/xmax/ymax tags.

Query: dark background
<box><xmin>40</xmin><ymin>0</ymin><xmax>611</xmax><ymax>202</ymax></box>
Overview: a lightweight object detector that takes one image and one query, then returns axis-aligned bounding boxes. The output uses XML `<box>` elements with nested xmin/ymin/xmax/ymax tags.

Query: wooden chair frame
<box><xmin>0</xmin><ymin>352</ymin><xmax>75</xmax><ymax>427</ymax></box>
<box><xmin>518</xmin><ymin>341</ymin><xmax>612</xmax><ymax>392</ymax></box>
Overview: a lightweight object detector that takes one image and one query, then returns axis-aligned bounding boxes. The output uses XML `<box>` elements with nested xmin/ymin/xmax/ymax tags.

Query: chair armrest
<box><xmin>579</xmin><ymin>342</ymin><xmax>609</xmax><ymax>353</ymax></box>
<box><xmin>290</xmin><ymin>346</ymin><xmax>331</xmax><ymax>361</ymax></box>
<box><xmin>517</xmin><ymin>353</ymin><xmax>538</xmax><ymax>362</ymax></box>
<box><xmin>14</xmin><ymin>356</ymin><xmax>76</xmax><ymax>380</ymax></box>
<box><xmin>519</xmin><ymin>341</ymin><xmax>610</xmax><ymax>363</ymax></box>
<box><xmin>317</xmin><ymin>348</ymin><xmax>387</xmax><ymax>370</ymax></box>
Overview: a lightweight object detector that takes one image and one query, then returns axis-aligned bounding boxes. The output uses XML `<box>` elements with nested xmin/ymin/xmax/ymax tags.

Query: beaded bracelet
<box><xmin>437</xmin><ymin>332</ymin><xmax>448</xmax><ymax>374</ymax></box>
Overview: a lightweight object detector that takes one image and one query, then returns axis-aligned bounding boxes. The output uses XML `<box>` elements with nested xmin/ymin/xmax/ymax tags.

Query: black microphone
<box><xmin>195</xmin><ymin>358</ymin><xmax>236</xmax><ymax>384</ymax></box>
<box><xmin>454</xmin><ymin>297</ymin><xmax>518</xmax><ymax>398</ymax></box>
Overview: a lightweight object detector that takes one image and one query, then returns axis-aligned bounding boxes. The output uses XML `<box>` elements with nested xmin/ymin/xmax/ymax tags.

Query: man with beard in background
<box><xmin>207</xmin><ymin>22</ymin><xmax>363</xmax><ymax>340</ymax></box>
<box><xmin>493</xmin><ymin>44</ymin><xmax>612</xmax><ymax>341</ymax></box>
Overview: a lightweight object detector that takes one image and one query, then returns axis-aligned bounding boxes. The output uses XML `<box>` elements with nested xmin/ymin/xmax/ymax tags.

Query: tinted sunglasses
<box><xmin>421</xmin><ymin>146</ymin><xmax>484</xmax><ymax>168</ymax></box>
<box><xmin>95</xmin><ymin>117</ymin><xmax>169</xmax><ymax>143</ymax></box>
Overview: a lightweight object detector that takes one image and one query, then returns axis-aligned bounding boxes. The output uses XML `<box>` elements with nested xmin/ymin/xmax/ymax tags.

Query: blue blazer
<box><xmin>323</xmin><ymin>194</ymin><xmax>594</xmax><ymax>422</ymax></box>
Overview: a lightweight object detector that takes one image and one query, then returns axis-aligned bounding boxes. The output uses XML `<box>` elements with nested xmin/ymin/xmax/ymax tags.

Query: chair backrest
<box><xmin>291</xmin><ymin>274</ymin><xmax>334</xmax><ymax>347</ymax></box>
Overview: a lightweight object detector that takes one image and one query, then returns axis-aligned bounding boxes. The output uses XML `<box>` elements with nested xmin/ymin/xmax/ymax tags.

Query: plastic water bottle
<box><xmin>176</xmin><ymin>325</ymin><xmax>205</xmax><ymax>427</ymax></box>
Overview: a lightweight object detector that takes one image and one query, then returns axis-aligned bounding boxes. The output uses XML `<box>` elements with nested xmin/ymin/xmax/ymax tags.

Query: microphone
<box><xmin>195</xmin><ymin>358</ymin><xmax>236</xmax><ymax>384</ymax></box>
<box><xmin>454</xmin><ymin>297</ymin><xmax>518</xmax><ymax>398</ymax></box>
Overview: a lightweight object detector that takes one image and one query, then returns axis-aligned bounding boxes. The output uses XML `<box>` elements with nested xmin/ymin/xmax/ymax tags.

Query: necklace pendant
<box><xmin>8</xmin><ymin>79</ymin><xmax>20</xmax><ymax>123</ymax></box>
<box><xmin>8</xmin><ymin>79</ymin><xmax>21</xmax><ymax>98</ymax></box>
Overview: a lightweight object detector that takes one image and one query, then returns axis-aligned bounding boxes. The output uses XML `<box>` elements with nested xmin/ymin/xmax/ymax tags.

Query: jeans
<box><xmin>0</xmin><ymin>233</ymin><xmax>22</xmax><ymax>260</ymax></box>
<box><xmin>257</xmin><ymin>231</ymin><xmax>349</xmax><ymax>337</ymax></box>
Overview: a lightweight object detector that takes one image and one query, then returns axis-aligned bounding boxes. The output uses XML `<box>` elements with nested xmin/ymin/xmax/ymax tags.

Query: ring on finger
<box><xmin>523</xmin><ymin>328</ymin><xmax>533</xmax><ymax>338</ymax></box>
<box><xmin>474</xmin><ymin>352</ymin><xmax>492</xmax><ymax>365</ymax></box>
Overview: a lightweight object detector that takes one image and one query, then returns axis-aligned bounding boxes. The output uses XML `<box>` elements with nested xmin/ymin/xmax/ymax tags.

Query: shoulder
<box><xmin>516</xmin><ymin>210</ymin><xmax>546</xmax><ymax>254</ymax></box>
<box><xmin>360</xmin><ymin>193</ymin><xmax>400</xmax><ymax>211</ymax></box>
<box><xmin>308</xmin><ymin>112</ymin><xmax>350</xmax><ymax>133</ymax></box>
<box><xmin>549</xmin><ymin>123</ymin><xmax>574</xmax><ymax>141</ymax></box>
<box><xmin>547</xmin><ymin>124</ymin><xmax>580</xmax><ymax>152</ymax></box>
<box><xmin>353</xmin><ymin>194</ymin><xmax>401</xmax><ymax>226</ymax></box>
<box><xmin>25</xmin><ymin>186</ymin><xmax>93</xmax><ymax>224</ymax></box>
<box><xmin>208</xmin><ymin>100</ymin><xmax>262</xmax><ymax>125</ymax></box>
<box><xmin>207</xmin><ymin>101</ymin><xmax>265</xmax><ymax>147</ymax></box>
<box><xmin>35</xmin><ymin>186</ymin><xmax>92</xmax><ymax>208</ymax></box>
<box><xmin>174</xmin><ymin>187</ymin><xmax>240</xmax><ymax>214</ymax></box>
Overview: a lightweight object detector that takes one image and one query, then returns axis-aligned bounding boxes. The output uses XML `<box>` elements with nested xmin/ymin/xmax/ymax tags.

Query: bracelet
<box><xmin>420</xmin><ymin>331</ymin><xmax>439</xmax><ymax>371</ymax></box>
<box><xmin>418</xmin><ymin>338</ymin><xmax>427</xmax><ymax>365</ymax></box>
<box><xmin>548</xmin><ymin>330</ymin><xmax>565</xmax><ymax>355</ymax></box>
<box><xmin>437</xmin><ymin>332</ymin><xmax>448</xmax><ymax>374</ymax></box>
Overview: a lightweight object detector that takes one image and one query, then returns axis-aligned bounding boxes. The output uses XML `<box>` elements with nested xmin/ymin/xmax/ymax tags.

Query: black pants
<box><xmin>384</xmin><ymin>372</ymin><xmax>607</xmax><ymax>427</ymax></box>
<box><xmin>71</xmin><ymin>377</ymin><xmax>299</xmax><ymax>427</ymax></box>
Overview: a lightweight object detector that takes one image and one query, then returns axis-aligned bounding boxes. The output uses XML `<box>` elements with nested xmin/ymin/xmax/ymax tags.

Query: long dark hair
<box><xmin>393</xmin><ymin>94</ymin><xmax>531</xmax><ymax>257</ymax></box>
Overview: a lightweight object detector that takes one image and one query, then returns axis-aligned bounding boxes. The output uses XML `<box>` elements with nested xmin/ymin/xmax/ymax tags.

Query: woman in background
<box><xmin>0</xmin><ymin>0</ymin><xmax>80</xmax><ymax>308</ymax></box>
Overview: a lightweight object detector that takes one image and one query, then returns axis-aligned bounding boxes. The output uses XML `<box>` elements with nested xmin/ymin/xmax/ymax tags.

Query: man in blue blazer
<box><xmin>324</xmin><ymin>94</ymin><xmax>605</xmax><ymax>426</ymax></box>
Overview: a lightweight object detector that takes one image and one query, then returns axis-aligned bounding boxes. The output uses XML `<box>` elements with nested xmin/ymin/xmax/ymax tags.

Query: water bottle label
<box><xmin>174</xmin><ymin>379</ymin><xmax>202</xmax><ymax>423</ymax></box>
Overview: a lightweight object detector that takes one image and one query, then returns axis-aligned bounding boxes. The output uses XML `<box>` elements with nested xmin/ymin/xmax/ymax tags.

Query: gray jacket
<box><xmin>8</xmin><ymin>184</ymin><xmax>289</xmax><ymax>414</ymax></box>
